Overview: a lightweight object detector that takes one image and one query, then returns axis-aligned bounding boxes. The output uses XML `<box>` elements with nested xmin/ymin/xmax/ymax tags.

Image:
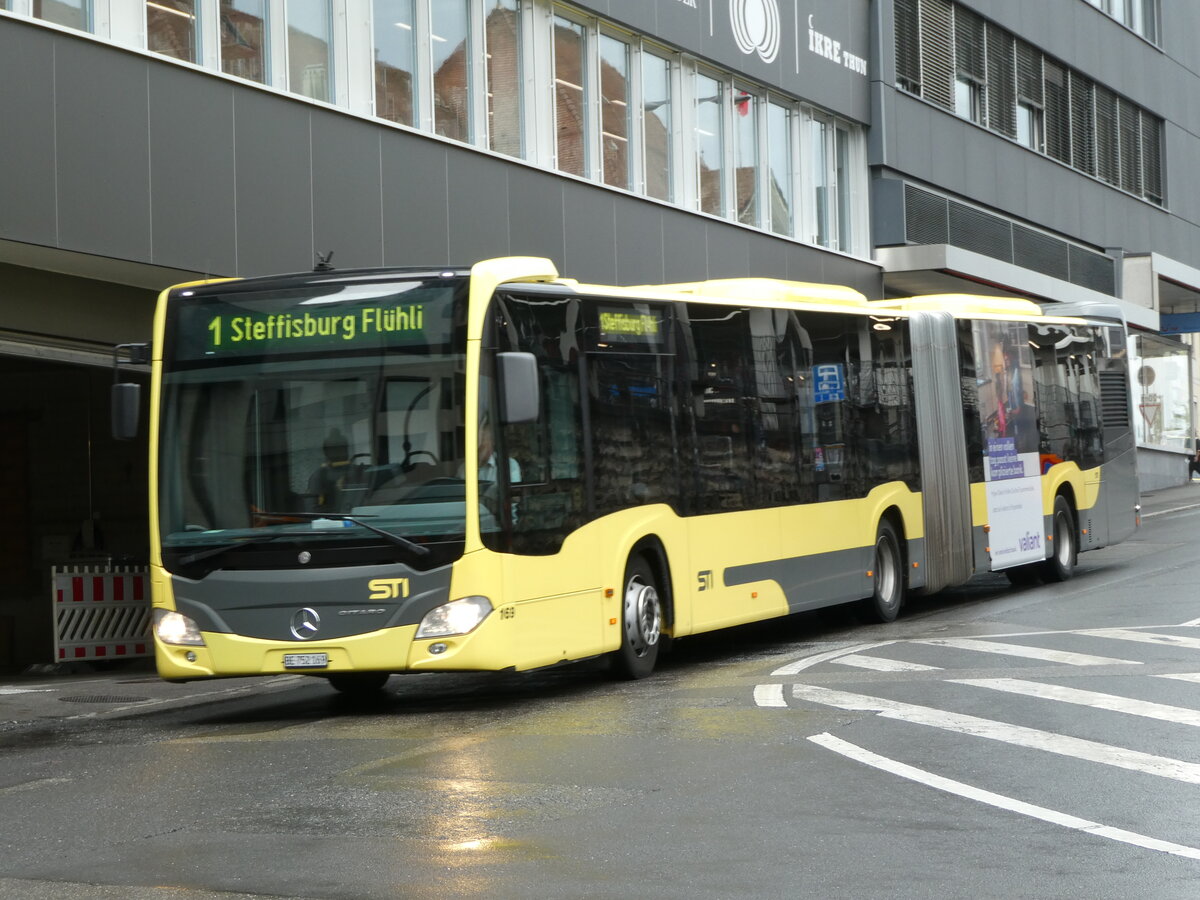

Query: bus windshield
<box><xmin>157</xmin><ymin>273</ymin><xmax>471</xmax><ymax>572</ymax></box>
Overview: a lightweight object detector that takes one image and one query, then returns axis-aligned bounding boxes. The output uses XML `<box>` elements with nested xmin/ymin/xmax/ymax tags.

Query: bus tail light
<box><xmin>153</xmin><ymin>608</ymin><xmax>205</xmax><ymax>646</ymax></box>
<box><xmin>416</xmin><ymin>596</ymin><xmax>492</xmax><ymax>639</ymax></box>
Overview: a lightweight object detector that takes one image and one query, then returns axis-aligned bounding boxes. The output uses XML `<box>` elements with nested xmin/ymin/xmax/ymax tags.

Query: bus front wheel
<box><xmin>862</xmin><ymin>519</ymin><xmax>904</xmax><ymax>624</ymax></box>
<box><xmin>1041</xmin><ymin>495</ymin><xmax>1077</xmax><ymax>583</ymax></box>
<box><xmin>610</xmin><ymin>555</ymin><xmax>663</xmax><ymax>680</ymax></box>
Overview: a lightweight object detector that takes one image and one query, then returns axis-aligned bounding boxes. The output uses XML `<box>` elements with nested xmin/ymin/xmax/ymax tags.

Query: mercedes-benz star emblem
<box><xmin>298</xmin><ymin>551</ymin><xmax>312</xmax><ymax>564</ymax></box>
<box><xmin>290</xmin><ymin>607</ymin><xmax>321</xmax><ymax>640</ymax></box>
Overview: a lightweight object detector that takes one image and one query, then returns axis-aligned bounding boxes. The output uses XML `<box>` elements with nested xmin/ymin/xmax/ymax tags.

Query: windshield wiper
<box><xmin>255</xmin><ymin>512</ymin><xmax>432</xmax><ymax>560</ymax></box>
<box><xmin>177</xmin><ymin>534</ymin><xmax>285</xmax><ymax>567</ymax></box>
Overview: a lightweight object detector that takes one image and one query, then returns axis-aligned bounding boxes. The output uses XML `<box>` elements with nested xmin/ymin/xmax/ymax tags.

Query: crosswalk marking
<box><xmin>753</xmin><ymin>684</ymin><xmax>786</xmax><ymax>707</ymax></box>
<box><xmin>1077</xmin><ymin>628</ymin><xmax>1200</xmax><ymax>651</ymax></box>
<box><xmin>809</xmin><ymin>733</ymin><xmax>1200</xmax><ymax>862</ymax></box>
<box><xmin>790</xmin><ymin>683</ymin><xmax>1200</xmax><ymax>784</ymax></box>
<box><xmin>1157</xmin><ymin>673</ymin><xmax>1200</xmax><ymax>685</ymax></box>
<box><xmin>834</xmin><ymin>654</ymin><xmax>942</xmax><ymax>672</ymax></box>
<box><xmin>770</xmin><ymin>641</ymin><xmax>896</xmax><ymax>676</ymax></box>
<box><xmin>951</xmin><ymin>678</ymin><xmax>1200</xmax><ymax>727</ymax></box>
<box><xmin>914</xmin><ymin>637</ymin><xmax>1141</xmax><ymax>667</ymax></box>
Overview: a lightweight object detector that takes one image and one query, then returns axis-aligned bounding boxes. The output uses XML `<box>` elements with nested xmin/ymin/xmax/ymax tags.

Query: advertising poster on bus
<box><xmin>975</xmin><ymin>321</ymin><xmax>1045</xmax><ymax>569</ymax></box>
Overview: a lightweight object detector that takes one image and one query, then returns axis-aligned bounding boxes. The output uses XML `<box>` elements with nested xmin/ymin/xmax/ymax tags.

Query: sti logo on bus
<box><xmin>697</xmin><ymin>570</ymin><xmax>714</xmax><ymax>592</ymax></box>
<box><xmin>368</xmin><ymin>577</ymin><xmax>411</xmax><ymax>601</ymax></box>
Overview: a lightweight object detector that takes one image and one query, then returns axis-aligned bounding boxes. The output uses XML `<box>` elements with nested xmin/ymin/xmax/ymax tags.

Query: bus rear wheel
<box><xmin>610</xmin><ymin>555</ymin><xmax>663</xmax><ymax>680</ymax></box>
<box><xmin>1041</xmin><ymin>495</ymin><xmax>1077</xmax><ymax>583</ymax></box>
<box><xmin>326</xmin><ymin>672</ymin><xmax>390</xmax><ymax>695</ymax></box>
<box><xmin>862</xmin><ymin>519</ymin><xmax>904</xmax><ymax>624</ymax></box>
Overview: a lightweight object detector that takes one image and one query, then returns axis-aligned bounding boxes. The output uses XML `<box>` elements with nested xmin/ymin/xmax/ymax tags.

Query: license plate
<box><xmin>283</xmin><ymin>653</ymin><xmax>329</xmax><ymax>669</ymax></box>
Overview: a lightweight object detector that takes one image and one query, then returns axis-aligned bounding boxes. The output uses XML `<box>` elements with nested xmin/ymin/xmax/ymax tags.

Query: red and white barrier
<box><xmin>52</xmin><ymin>567</ymin><xmax>152</xmax><ymax>662</ymax></box>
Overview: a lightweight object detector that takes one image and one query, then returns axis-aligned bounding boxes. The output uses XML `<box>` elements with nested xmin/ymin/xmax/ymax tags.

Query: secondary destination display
<box><xmin>595</xmin><ymin>304</ymin><xmax>667</xmax><ymax>350</ymax></box>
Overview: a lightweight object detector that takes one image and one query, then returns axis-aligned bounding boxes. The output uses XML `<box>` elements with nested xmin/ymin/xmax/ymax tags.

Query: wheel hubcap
<box><xmin>1055</xmin><ymin>513</ymin><xmax>1072</xmax><ymax>566</ymax></box>
<box><xmin>876</xmin><ymin>538</ymin><xmax>898</xmax><ymax>609</ymax></box>
<box><xmin>624</xmin><ymin>578</ymin><xmax>661</xmax><ymax>658</ymax></box>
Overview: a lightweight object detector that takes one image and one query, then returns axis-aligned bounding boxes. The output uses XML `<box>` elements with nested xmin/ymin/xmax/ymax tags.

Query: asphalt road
<box><xmin>2</xmin><ymin>496</ymin><xmax>1200</xmax><ymax>899</ymax></box>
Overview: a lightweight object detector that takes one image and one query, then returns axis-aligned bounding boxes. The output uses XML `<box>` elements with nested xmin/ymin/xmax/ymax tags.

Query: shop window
<box><xmin>432</xmin><ymin>0</ymin><xmax>470</xmax><ymax>141</ymax></box>
<box><xmin>288</xmin><ymin>0</ymin><xmax>332</xmax><ymax>102</ymax></box>
<box><xmin>642</xmin><ymin>51</ymin><xmax>673</xmax><ymax>202</ymax></box>
<box><xmin>485</xmin><ymin>0</ymin><xmax>523</xmax><ymax>158</ymax></box>
<box><xmin>220</xmin><ymin>0</ymin><xmax>268</xmax><ymax>84</ymax></box>
<box><xmin>373</xmin><ymin>0</ymin><xmax>416</xmax><ymax>126</ymax></box>
<box><xmin>147</xmin><ymin>0</ymin><xmax>198</xmax><ymax>64</ymax></box>
<box><xmin>733</xmin><ymin>89</ymin><xmax>759</xmax><ymax>227</ymax></box>
<box><xmin>553</xmin><ymin>15</ymin><xmax>587</xmax><ymax>177</ymax></box>
<box><xmin>599</xmin><ymin>34</ymin><xmax>632</xmax><ymax>190</ymax></box>
<box><xmin>33</xmin><ymin>0</ymin><xmax>90</xmax><ymax>31</ymax></box>
<box><xmin>695</xmin><ymin>71</ymin><xmax>725</xmax><ymax>216</ymax></box>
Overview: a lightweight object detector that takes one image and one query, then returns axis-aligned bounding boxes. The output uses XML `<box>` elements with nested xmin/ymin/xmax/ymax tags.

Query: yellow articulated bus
<box><xmin>112</xmin><ymin>257</ymin><xmax>1138</xmax><ymax>694</ymax></box>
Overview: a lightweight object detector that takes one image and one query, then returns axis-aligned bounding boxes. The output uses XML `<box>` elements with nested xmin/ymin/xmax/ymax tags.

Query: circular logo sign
<box><xmin>730</xmin><ymin>0</ymin><xmax>781</xmax><ymax>64</ymax></box>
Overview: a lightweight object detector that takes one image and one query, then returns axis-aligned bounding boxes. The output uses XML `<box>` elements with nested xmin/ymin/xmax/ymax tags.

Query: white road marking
<box><xmin>0</xmin><ymin>688</ymin><xmax>55</xmax><ymax>695</ymax></box>
<box><xmin>914</xmin><ymin>637</ymin><xmax>1141</xmax><ymax>667</ymax></box>
<box><xmin>753</xmin><ymin>683</ymin><xmax>786</xmax><ymax>707</ymax></box>
<box><xmin>808</xmin><ymin>733</ymin><xmax>1200</xmax><ymax>862</ymax></box>
<box><xmin>834</xmin><ymin>654</ymin><xmax>942</xmax><ymax>672</ymax></box>
<box><xmin>790</xmin><ymin>683</ymin><xmax>1200</xmax><ymax>784</ymax></box>
<box><xmin>770</xmin><ymin>641</ymin><xmax>896</xmax><ymax>676</ymax></box>
<box><xmin>1179</xmin><ymin>618</ymin><xmax>1200</xmax><ymax>627</ymax></box>
<box><xmin>1077</xmin><ymin>628</ymin><xmax>1200</xmax><ymax>651</ymax></box>
<box><xmin>951</xmin><ymin>678</ymin><xmax>1200</xmax><ymax>727</ymax></box>
<box><xmin>1156</xmin><ymin>673</ymin><xmax>1200</xmax><ymax>685</ymax></box>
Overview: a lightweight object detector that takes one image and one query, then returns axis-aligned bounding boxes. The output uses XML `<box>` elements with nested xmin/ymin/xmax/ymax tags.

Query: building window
<box><xmin>733</xmin><ymin>89</ymin><xmax>759</xmax><ymax>226</ymax></box>
<box><xmin>694</xmin><ymin>71</ymin><xmax>725</xmax><ymax>217</ymax></box>
<box><xmin>641</xmin><ymin>50</ymin><xmax>673</xmax><ymax>202</ymax></box>
<box><xmin>954</xmin><ymin>75</ymin><xmax>983</xmax><ymax>124</ymax></box>
<box><xmin>1016</xmin><ymin>101</ymin><xmax>1043</xmax><ymax>151</ymax></box>
<box><xmin>553</xmin><ymin>15</ymin><xmax>587</xmax><ymax>177</ymax></box>
<box><xmin>221</xmin><ymin>0</ymin><xmax>268</xmax><ymax>84</ymax></box>
<box><xmin>1131</xmin><ymin>334</ymin><xmax>1190</xmax><ymax>450</ymax></box>
<box><xmin>808</xmin><ymin>112</ymin><xmax>860</xmax><ymax>253</ymax></box>
<box><xmin>599</xmin><ymin>34</ymin><xmax>632</xmax><ymax>190</ymax></box>
<box><xmin>147</xmin><ymin>0</ymin><xmax>199</xmax><ymax>63</ymax></box>
<box><xmin>485</xmin><ymin>0</ymin><xmax>523</xmax><ymax>158</ymax></box>
<box><xmin>766</xmin><ymin>100</ymin><xmax>792</xmax><ymax>236</ymax></box>
<box><xmin>288</xmin><ymin>0</ymin><xmax>332</xmax><ymax>102</ymax></box>
<box><xmin>895</xmin><ymin>0</ymin><xmax>1165</xmax><ymax>205</ymax></box>
<box><xmin>33</xmin><ymin>0</ymin><xmax>90</xmax><ymax>31</ymax></box>
<box><xmin>373</xmin><ymin>0</ymin><xmax>416</xmax><ymax>126</ymax></box>
<box><xmin>432</xmin><ymin>0</ymin><xmax>470</xmax><ymax>141</ymax></box>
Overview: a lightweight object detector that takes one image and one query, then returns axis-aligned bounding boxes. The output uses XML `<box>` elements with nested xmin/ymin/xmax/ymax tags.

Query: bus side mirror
<box><xmin>111</xmin><ymin>342</ymin><xmax>150</xmax><ymax>441</ymax></box>
<box><xmin>112</xmin><ymin>383</ymin><xmax>141</xmax><ymax>440</ymax></box>
<box><xmin>497</xmin><ymin>352</ymin><xmax>540</xmax><ymax>424</ymax></box>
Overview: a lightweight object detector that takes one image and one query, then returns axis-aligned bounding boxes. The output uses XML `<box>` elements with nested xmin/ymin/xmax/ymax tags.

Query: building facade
<box><xmin>0</xmin><ymin>0</ymin><xmax>1195</xmax><ymax>666</ymax></box>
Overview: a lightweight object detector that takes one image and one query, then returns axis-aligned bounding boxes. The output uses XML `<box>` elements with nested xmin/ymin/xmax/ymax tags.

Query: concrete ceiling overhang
<box><xmin>876</xmin><ymin>243</ymin><xmax>1159</xmax><ymax>331</ymax></box>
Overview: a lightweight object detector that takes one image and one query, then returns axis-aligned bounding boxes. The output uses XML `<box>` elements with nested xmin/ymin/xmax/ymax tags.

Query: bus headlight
<box><xmin>153</xmin><ymin>608</ymin><xmax>206</xmax><ymax>646</ymax></box>
<box><xmin>416</xmin><ymin>596</ymin><xmax>492</xmax><ymax>639</ymax></box>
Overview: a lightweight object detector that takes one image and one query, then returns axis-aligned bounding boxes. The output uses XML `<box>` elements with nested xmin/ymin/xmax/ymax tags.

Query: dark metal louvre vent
<box><xmin>1013</xmin><ymin>225</ymin><xmax>1069</xmax><ymax>281</ymax></box>
<box><xmin>905</xmin><ymin>185</ymin><xmax>949</xmax><ymax>244</ymax></box>
<box><xmin>903</xmin><ymin>184</ymin><xmax>1115</xmax><ymax>296</ymax></box>
<box><xmin>948</xmin><ymin>201</ymin><xmax>1012</xmax><ymax>261</ymax></box>
<box><xmin>1069</xmin><ymin>245</ymin><xmax>1116</xmax><ymax>295</ymax></box>
<box><xmin>1099</xmin><ymin>370</ymin><xmax>1131</xmax><ymax>429</ymax></box>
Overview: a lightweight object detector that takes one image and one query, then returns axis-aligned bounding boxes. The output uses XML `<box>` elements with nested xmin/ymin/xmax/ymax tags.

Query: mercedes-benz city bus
<box><xmin>113</xmin><ymin>257</ymin><xmax>1138</xmax><ymax>693</ymax></box>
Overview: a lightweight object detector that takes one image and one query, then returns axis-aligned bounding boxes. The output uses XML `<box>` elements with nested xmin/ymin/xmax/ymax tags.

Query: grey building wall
<box><xmin>870</xmin><ymin>0</ymin><xmax>1200</xmax><ymax>267</ymax></box>
<box><xmin>0</xmin><ymin>15</ymin><xmax>882</xmax><ymax>305</ymax></box>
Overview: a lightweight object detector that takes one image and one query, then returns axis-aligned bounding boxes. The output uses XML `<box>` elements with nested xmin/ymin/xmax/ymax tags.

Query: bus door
<box><xmin>909</xmin><ymin>311</ymin><xmax>975</xmax><ymax>593</ymax></box>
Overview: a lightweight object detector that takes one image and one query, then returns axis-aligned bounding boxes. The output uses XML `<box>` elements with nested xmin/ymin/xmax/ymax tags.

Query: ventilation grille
<box><xmin>903</xmin><ymin>184</ymin><xmax>1115</xmax><ymax>296</ymax></box>
<box><xmin>1099</xmin><ymin>370</ymin><xmax>1131</xmax><ymax>429</ymax></box>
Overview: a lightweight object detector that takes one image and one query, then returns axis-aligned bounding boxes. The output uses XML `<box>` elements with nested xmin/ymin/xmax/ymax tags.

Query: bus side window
<box><xmin>688</xmin><ymin>304</ymin><xmax>754</xmax><ymax>513</ymax></box>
